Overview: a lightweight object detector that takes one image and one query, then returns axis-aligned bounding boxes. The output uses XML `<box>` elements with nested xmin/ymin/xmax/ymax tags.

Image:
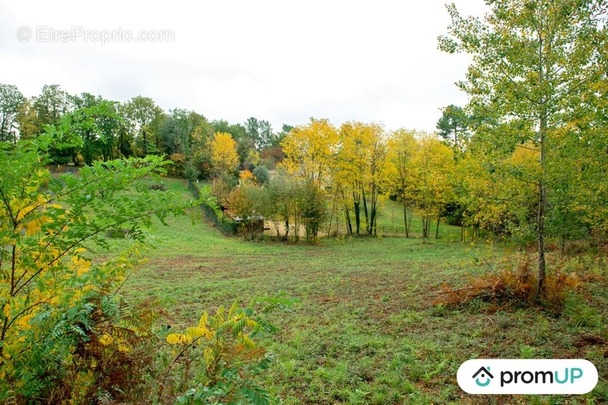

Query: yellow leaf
<box><xmin>203</xmin><ymin>347</ymin><xmax>215</xmax><ymax>368</ymax></box>
<box><xmin>167</xmin><ymin>333</ymin><xmax>192</xmax><ymax>345</ymax></box>
<box><xmin>24</xmin><ymin>220</ymin><xmax>40</xmax><ymax>236</ymax></box>
<box><xmin>99</xmin><ymin>333</ymin><xmax>114</xmax><ymax>346</ymax></box>
<box><xmin>240</xmin><ymin>333</ymin><xmax>256</xmax><ymax>349</ymax></box>
<box><xmin>166</xmin><ymin>333</ymin><xmax>182</xmax><ymax>345</ymax></box>
<box><xmin>16</xmin><ymin>205</ymin><xmax>35</xmax><ymax>222</ymax></box>
<box><xmin>185</xmin><ymin>326</ymin><xmax>207</xmax><ymax>339</ymax></box>
<box><xmin>198</xmin><ymin>311</ymin><xmax>209</xmax><ymax>328</ymax></box>
<box><xmin>16</xmin><ymin>313</ymin><xmax>33</xmax><ymax>330</ymax></box>
<box><xmin>210</xmin><ymin>132</ymin><xmax>239</xmax><ymax>174</ymax></box>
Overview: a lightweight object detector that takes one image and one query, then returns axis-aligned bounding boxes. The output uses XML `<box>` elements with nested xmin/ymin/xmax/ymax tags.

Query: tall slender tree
<box><xmin>387</xmin><ymin>129</ymin><xmax>417</xmax><ymax>237</ymax></box>
<box><xmin>440</xmin><ymin>0</ymin><xmax>608</xmax><ymax>294</ymax></box>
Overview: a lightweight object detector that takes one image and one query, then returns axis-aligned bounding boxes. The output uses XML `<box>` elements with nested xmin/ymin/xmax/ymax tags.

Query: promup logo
<box><xmin>472</xmin><ymin>366</ymin><xmax>494</xmax><ymax>387</ymax></box>
<box><xmin>457</xmin><ymin>359</ymin><xmax>598</xmax><ymax>395</ymax></box>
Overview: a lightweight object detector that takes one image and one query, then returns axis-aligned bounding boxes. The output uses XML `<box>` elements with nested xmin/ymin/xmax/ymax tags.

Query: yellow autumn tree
<box><xmin>407</xmin><ymin>135</ymin><xmax>455</xmax><ymax>238</ymax></box>
<box><xmin>456</xmin><ymin>143</ymin><xmax>539</xmax><ymax>243</ymax></box>
<box><xmin>333</xmin><ymin>122</ymin><xmax>388</xmax><ymax>235</ymax></box>
<box><xmin>210</xmin><ymin>132</ymin><xmax>240</xmax><ymax>176</ymax></box>
<box><xmin>386</xmin><ymin>129</ymin><xmax>417</xmax><ymax>237</ymax></box>
<box><xmin>280</xmin><ymin>118</ymin><xmax>338</xmax><ymax>187</ymax></box>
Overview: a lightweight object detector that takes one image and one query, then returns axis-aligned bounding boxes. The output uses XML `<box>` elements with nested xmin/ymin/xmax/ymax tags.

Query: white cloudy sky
<box><xmin>1</xmin><ymin>0</ymin><xmax>486</xmax><ymax>132</ymax></box>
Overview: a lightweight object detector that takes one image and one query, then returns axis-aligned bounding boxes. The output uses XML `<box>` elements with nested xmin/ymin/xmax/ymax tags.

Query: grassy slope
<box><xmin>123</xmin><ymin>179</ymin><xmax>608</xmax><ymax>404</ymax></box>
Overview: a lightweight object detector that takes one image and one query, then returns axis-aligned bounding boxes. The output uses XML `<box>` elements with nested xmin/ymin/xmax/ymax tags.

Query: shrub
<box><xmin>253</xmin><ymin>165</ymin><xmax>270</xmax><ymax>185</ymax></box>
<box><xmin>0</xmin><ymin>143</ymin><xmax>187</xmax><ymax>402</ymax></box>
<box><xmin>158</xmin><ymin>294</ymin><xmax>294</xmax><ymax>404</ymax></box>
<box><xmin>0</xmin><ymin>142</ymin><xmax>287</xmax><ymax>403</ymax></box>
<box><xmin>184</xmin><ymin>162</ymin><xmax>201</xmax><ymax>180</ymax></box>
<box><xmin>434</xmin><ymin>255</ymin><xmax>581</xmax><ymax>312</ymax></box>
<box><xmin>166</xmin><ymin>153</ymin><xmax>187</xmax><ymax>177</ymax></box>
<box><xmin>189</xmin><ymin>180</ymin><xmax>240</xmax><ymax>236</ymax></box>
<box><xmin>240</xmin><ymin>169</ymin><xmax>254</xmax><ymax>183</ymax></box>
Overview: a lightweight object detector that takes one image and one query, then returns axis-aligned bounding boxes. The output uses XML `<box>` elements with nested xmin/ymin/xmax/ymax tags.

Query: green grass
<box><xmin>375</xmin><ymin>198</ymin><xmax>463</xmax><ymax>241</ymax></box>
<box><xmin>122</xmin><ymin>178</ymin><xmax>608</xmax><ymax>404</ymax></box>
<box><xmin>326</xmin><ymin>196</ymin><xmax>465</xmax><ymax>242</ymax></box>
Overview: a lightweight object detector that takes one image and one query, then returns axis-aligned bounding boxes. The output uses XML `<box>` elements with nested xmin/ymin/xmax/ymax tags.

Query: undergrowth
<box><xmin>434</xmin><ymin>254</ymin><xmax>586</xmax><ymax>313</ymax></box>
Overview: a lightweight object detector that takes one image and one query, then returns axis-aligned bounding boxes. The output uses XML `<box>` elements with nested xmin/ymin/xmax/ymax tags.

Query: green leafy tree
<box><xmin>44</xmin><ymin>115</ymin><xmax>84</xmax><ymax>165</ymax></box>
<box><xmin>440</xmin><ymin>0</ymin><xmax>608</xmax><ymax>294</ymax></box>
<box><xmin>267</xmin><ymin>175</ymin><xmax>297</xmax><ymax>239</ymax></box>
<box><xmin>71</xmin><ymin>92</ymin><xmax>102</xmax><ymax>110</ymax></box>
<box><xmin>436</xmin><ymin>104</ymin><xmax>469</xmax><ymax>151</ymax></box>
<box><xmin>188</xmin><ymin>123</ymin><xmax>214</xmax><ymax>179</ymax></box>
<box><xmin>124</xmin><ymin>96</ymin><xmax>164</xmax><ymax>156</ymax></box>
<box><xmin>258</xmin><ymin>119</ymin><xmax>275</xmax><ymax>149</ymax></box>
<box><xmin>176</xmin><ymin>109</ymin><xmax>208</xmax><ymax>154</ymax></box>
<box><xmin>245</xmin><ymin>117</ymin><xmax>261</xmax><ymax>150</ymax></box>
<box><xmin>74</xmin><ymin>101</ymin><xmax>123</xmax><ymax>164</ymax></box>
<box><xmin>271</xmin><ymin>124</ymin><xmax>293</xmax><ymax>148</ymax></box>
<box><xmin>244</xmin><ymin>117</ymin><xmax>275</xmax><ymax>151</ymax></box>
<box><xmin>32</xmin><ymin>84</ymin><xmax>73</xmax><ymax>132</ymax></box>
<box><xmin>0</xmin><ymin>84</ymin><xmax>26</xmax><ymax>143</ymax></box>
<box><xmin>301</xmin><ymin>179</ymin><xmax>328</xmax><ymax>241</ymax></box>
<box><xmin>158</xmin><ymin>109</ymin><xmax>208</xmax><ymax>157</ymax></box>
<box><xmin>158</xmin><ymin>115</ymin><xmax>183</xmax><ymax>156</ymax></box>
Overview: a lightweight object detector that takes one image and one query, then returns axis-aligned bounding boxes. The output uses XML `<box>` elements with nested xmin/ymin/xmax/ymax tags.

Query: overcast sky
<box><xmin>1</xmin><ymin>1</ymin><xmax>487</xmax><ymax>133</ymax></box>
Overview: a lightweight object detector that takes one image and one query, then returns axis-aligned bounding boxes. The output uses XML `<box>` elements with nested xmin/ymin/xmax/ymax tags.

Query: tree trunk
<box><xmin>422</xmin><ymin>216</ymin><xmax>426</xmax><ymax>238</ymax></box>
<box><xmin>422</xmin><ymin>216</ymin><xmax>432</xmax><ymax>239</ymax></box>
<box><xmin>327</xmin><ymin>199</ymin><xmax>336</xmax><ymax>236</ymax></box>
<box><xmin>362</xmin><ymin>191</ymin><xmax>369</xmax><ymax>234</ymax></box>
<box><xmin>335</xmin><ymin>203</ymin><xmax>340</xmax><ymax>236</ymax></box>
<box><xmin>435</xmin><ymin>215</ymin><xmax>440</xmax><ymax>239</ymax></box>
<box><xmin>402</xmin><ymin>189</ymin><xmax>410</xmax><ymax>238</ymax></box>
<box><xmin>354</xmin><ymin>200</ymin><xmax>360</xmax><ymax>235</ymax></box>
<box><xmin>370</xmin><ymin>204</ymin><xmax>377</xmax><ymax>236</ymax></box>
<box><xmin>344</xmin><ymin>206</ymin><xmax>353</xmax><ymax>235</ymax></box>
<box><xmin>408</xmin><ymin>210</ymin><xmax>413</xmax><ymax>235</ymax></box>
<box><xmin>537</xmin><ymin>128</ymin><xmax>547</xmax><ymax>296</ymax></box>
<box><xmin>537</xmin><ymin>25</ymin><xmax>547</xmax><ymax>297</ymax></box>
<box><xmin>143</xmin><ymin>128</ymin><xmax>148</xmax><ymax>155</ymax></box>
<box><xmin>369</xmin><ymin>189</ymin><xmax>377</xmax><ymax>236</ymax></box>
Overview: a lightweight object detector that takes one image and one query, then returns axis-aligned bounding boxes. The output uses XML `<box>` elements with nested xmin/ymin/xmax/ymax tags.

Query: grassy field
<box><xmin>123</xmin><ymin>178</ymin><xmax>608</xmax><ymax>404</ymax></box>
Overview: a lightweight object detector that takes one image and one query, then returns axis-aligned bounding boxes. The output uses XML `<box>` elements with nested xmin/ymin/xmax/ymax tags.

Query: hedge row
<box><xmin>188</xmin><ymin>180</ymin><xmax>240</xmax><ymax>236</ymax></box>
